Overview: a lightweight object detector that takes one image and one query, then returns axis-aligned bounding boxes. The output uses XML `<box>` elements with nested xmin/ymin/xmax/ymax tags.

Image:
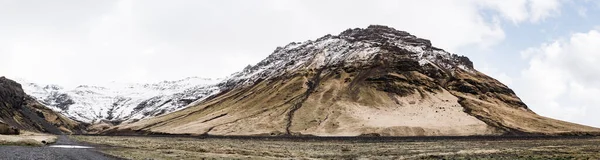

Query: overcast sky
<box><xmin>1</xmin><ymin>0</ymin><xmax>599</xmax><ymax>127</ymax></box>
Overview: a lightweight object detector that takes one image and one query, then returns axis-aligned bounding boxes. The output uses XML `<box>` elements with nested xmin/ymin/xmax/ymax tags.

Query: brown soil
<box><xmin>111</xmin><ymin>66</ymin><xmax>600</xmax><ymax>136</ymax></box>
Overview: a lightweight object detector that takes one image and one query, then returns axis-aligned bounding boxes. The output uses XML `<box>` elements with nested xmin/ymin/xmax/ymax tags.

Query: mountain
<box><xmin>109</xmin><ymin>25</ymin><xmax>600</xmax><ymax>136</ymax></box>
<box><xmin>18</xmin><ymin>77</ymin><xmax>221</xmax><ymax>124</ymax></box>
<box><xmin>0</xmin><ymin>77</ymin><xmax>82</xmax><ymax>134</ymax></box>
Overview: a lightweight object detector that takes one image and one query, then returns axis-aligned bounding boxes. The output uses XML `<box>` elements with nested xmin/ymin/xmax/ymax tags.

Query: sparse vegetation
<box><xmin>0</xmin><ymin>138</ymin><xmax>44</xmax><ymax>146</ymax></box>
<box><xmin>73</xmin><ymin>135</ymin><xmax>600</xmax><ymax>160</ymax></box>
<box><xmin>0</xmin><ymin>131</ymin><xmax>57</xmax><ymax>146</ymax></box>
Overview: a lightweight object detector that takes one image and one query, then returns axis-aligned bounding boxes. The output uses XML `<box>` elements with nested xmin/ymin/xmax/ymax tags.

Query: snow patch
<box><xmin>18</xmin><ymin>77</ymin><xmax>222</xmax><ymax>123</ymax></box>
<box><xmin>49</xmin><ymin>145</ymin><xmax>94</xmax><ymax>149</ymax></box>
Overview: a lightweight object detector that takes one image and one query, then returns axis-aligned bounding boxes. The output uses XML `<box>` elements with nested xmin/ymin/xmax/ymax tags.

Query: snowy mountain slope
<box><xmin>0</xmin><ymin>77</ymin><xmax>83</xmax><ymax>134</ymax></box>
<box><xmin>18</xmin><ymin>77</ymin><xmax>221</xmax><ymax>123</ymax></box>
<box><xmin>220</xmin><ymin>25</ymin><xmax>473</xmax><ymax>90</ymax></box>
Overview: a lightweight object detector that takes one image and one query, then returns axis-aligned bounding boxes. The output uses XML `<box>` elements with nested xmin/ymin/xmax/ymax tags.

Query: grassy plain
<box><xmin>73</xmin><ymin>135</ymin><xmax>600</xmax><ymax>159</ymax></box>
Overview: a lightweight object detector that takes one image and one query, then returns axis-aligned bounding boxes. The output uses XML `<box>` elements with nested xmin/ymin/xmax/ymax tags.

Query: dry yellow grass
<box><xmin>0</xmin><ymin>131</ymin><xmax>57</xmax><ymax>146</ymax></box>
<box><xmin>109</xmin><ymin>67</ymin><xmax>600</xmax><ymax>136</ymax></box>
<box><xmin>451</xmin><ymin>71</ymin><xmax>600</xmax><ymax>134</ymax></box>
<box><xmin>73</xmin><ymin>135</ymin><xmax>600</xmax><ymax>160</ymax></box>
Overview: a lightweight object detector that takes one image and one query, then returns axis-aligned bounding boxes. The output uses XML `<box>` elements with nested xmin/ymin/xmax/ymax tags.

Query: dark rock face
<box><xmin>42</xmin><ymin>93</ymin><xmax>75</xmax><ymax>110</ymax></box>
<box><xmin>339</xmin><ymin>25</ymin><xmax>475</xmax><ymax>71</ymax></box>
<box><xmin>0</xmin><ymin>77</ymin><xmax>81</xmax><ymax>134</ymax></box>
<box><xmin>218</xmin><ymin>25</ymin><xmax>477</xmax><ymax>95</ymax></box>
<box><xmin>340</xmin><ymin>25</ymin><xmax>432</xmax><ymax>47</ymax></box>
<box><xmin>0</xmin><ymin>77</ymin><xmax>26</xmax><ymax>109</ymax></box>
<box><xmin>0</xmin><ymin>121</ymin><xmax>20</xmax><ymax>135</ymax></box>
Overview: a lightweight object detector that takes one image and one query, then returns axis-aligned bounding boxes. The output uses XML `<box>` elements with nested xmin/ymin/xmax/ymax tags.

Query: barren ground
<box><xmin>72</xmin><ymin>135</ymin><xmax>600</xmax><ymax>159</ymax></box>
<box><xmin>0</xmin><ymin>131</ymin><xmax>57</xmax><ymax>146</ymax></box>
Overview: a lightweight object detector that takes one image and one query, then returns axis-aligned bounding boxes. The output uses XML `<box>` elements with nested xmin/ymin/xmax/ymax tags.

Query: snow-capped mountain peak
<box><xmin>220</xmin><ymin>25</ymin><xmax>474</xmax><ymax>90</ymax></box>
<box><xmin>18</xmin><ymin>77</ymin><xmax>222</xmax><ymax>123</ymax></box>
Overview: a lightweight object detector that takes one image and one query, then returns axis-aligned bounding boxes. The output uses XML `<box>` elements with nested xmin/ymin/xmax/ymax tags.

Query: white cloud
<box><xmin>476</xmin><ymin>0</ymin><xmax>562</xmax><ymax>23</ymax></box>
<box><xmin>479</xmin><ymin>65</ymin><xmax>514</xmax><ymax>86</ymax></box>
<box><xmin>0</xmin><ymin>0</ymin><xmax>563</xmax><ymax>87</ymax></box>
<box><xmin>516</xmin><ymin>29</ymin><xmax>600</xmax><ymax>127</ymax></box>
<box><xmin>477</xmin><ymin>0</ymin><xmax>530</xmax><ymax>23</ymax></box>
<box><xmin>528</xmin><ymin>0</ymin><xmax>562</xmax><ymax>22</ymax></box>
<box><xmin>577</xmin><ymin>6</ymin><xmax>587</xmax><ymax>17</ymax></box>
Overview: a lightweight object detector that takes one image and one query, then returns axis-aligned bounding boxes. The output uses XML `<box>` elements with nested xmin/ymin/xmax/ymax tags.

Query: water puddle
<box><xmin>48</xmin><ymin>145</ymin><xmax>94</xmax><ymax>149</ymax></box>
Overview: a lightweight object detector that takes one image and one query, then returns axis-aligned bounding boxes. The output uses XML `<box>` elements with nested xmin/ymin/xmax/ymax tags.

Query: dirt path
<box><xmin>0</xmin><ymin>135</ymin><xmax>116</xmax><ymax>160</ymax></box>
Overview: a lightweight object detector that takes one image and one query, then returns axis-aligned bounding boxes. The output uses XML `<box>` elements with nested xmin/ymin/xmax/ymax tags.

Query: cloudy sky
<box><xmin>1</xmin><ymin>0</ymin><xmax>599</xmax><ymax>127</ymax></box>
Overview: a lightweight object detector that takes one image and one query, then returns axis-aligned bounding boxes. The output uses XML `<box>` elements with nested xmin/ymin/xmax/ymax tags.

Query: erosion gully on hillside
<box><xmin>285</xmin><ymin>68</ymin><xmax>324</xmax><ymax>135</ymax></box>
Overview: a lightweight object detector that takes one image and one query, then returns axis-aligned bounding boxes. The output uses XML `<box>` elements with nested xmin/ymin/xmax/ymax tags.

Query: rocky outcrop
<box><xmin>110</xmin><ymin>25</ymin><xmax>600</xmax><ymax>136</ymax></box>
<box><xmin>0</xmin><ymin>120</ymin><xmax>19</xmax><ymax>135</ymax></box>
<box><xmin>0</xmin><ymin>77</ymin><xmax>82</xmax><ymax>134</ymax></box>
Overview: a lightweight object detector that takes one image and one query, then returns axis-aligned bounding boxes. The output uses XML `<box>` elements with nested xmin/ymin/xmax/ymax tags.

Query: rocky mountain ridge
<box><xmin>0</xmin><ymin>77</ymin><xmax>81</xmax><ymax>134</ymax></box>
<box><xmin>17</xmin><ymin>77</ymin><xmax>221</xmax><ymax>124</ymax></box>
<box><xmin>221</xmin><ymin>25</ymin><xmax>473</xmax><ymax>90</ymax></box>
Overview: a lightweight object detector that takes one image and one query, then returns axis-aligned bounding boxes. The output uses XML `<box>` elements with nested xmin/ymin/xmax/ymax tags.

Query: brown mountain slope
<box><xmin>0</xmin><ymin>77</ymin><xmax>83</xmax><ymax>134</ymax></box>
<box><xmin>0</xmin><ymin>120</ymin><xmax>19</xmax><ymax>135</ymax></box>
<box><xmin>108</xmin><ymin>25</ymin><xmax>600</xmax><ymax>136</ymax></box>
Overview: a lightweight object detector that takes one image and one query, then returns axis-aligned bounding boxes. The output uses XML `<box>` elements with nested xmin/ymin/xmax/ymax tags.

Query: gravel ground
<box><xmin>0</xmin><ymin>135</ymin><xmax>116</xmax><ymax>160</ymax></box>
